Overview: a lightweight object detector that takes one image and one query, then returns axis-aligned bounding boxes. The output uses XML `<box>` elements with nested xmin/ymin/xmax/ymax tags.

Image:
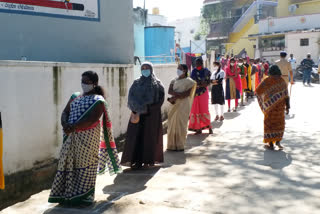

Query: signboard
<box><xmin>0</xmin><ymin>0</ymin><xmax>100</xmax><ymax>21</ymax></box>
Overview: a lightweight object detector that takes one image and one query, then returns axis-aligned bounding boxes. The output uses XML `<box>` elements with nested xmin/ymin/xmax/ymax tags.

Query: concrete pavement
<box><xmin>1</xmin><ymin>83</ymin><xmax>320</xmax><ymax>214</ymax></box>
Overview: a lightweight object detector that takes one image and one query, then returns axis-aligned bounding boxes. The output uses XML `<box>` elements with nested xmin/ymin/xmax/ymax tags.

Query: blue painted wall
<box><xmin>0</xmin><ymin>1</ymin><xmax>134</xmax><ymax>64</ymax></box>
<box><xmin>145</xmin><ymin>26</ymin><xmax>175</xmax><ymax>64</ymax></box>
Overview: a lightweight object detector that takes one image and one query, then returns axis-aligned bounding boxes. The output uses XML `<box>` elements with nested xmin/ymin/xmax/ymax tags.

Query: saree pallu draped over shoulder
<box><xmin>167</xmin><ymin>78</ymin><xmax>196</xmax><ymax>150</ymax></box>
<box><xmin>256</xmin><ymin>77</ymin><xmax>289</xmax><ymax>143</ymax></box>
<box><xmin>48</xmin><ymin>93</ymin><xmax>122</xmax><ymax>205</ymax></box>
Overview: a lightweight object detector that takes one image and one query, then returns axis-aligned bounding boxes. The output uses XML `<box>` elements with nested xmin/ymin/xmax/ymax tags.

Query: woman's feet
<box><xmin>228</xmin><ymin>108</ymin><xmax>231</xmax><ymax>112</ymax></box>
<box><xmin>219</xmin><ymin>116</ymin><xmax>224</xmax><ymax>121</ymax></box>
<box><xmin>194</xmin><ymin>130</ymin><xmax>202</xmax><ymax>135</ymax></box>
<box><xmin>264</xmin><ymin>142</ymin><xmax>275</xmax><ymax>150</ymax></box>
<box><xmin>209</xmin><ymin>128</ymin><xmax>213</xmax><ymax>134</ymax></box>
<box><xmin>130</xmin><ymin>162</ymin><xmax>142</xmax><ymax>170</ymax></box>
<box><xmin>214</xmin><ymin>115</ymin><xmax>219</xmax><ymax>121</ymax></box>
<box><xmin>276</xmin><ymin>141</ymin><xmax>284</xmax><ymax>150</ymax></box>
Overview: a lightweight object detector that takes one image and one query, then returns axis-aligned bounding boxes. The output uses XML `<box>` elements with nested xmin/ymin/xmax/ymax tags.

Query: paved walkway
<box><xmin>2</xmin><ymin>84</ymin><xmax>320</xmax><ymax>214</ymax></box>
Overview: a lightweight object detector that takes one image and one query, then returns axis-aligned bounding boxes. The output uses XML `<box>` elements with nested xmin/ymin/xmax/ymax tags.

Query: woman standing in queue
<box><xmin>48</xmin><ymin>71</ymin><xmax>122</xmax><ymax>206</ymax></box>
<box><xmin>210</xmin><ymin>61</ymin><xmax>225</xmax><ymax>121</ymax></box>
<box><xmin>121</xmin><ymin>62</ymin><xmax>165</xmax><ymax>169</ymax></box>
<box><xmin>225</xmin><ymin>58</ymin><xmax>242</xmax><ymax>112</ymax></box>
<box><xmin>167</xmin><ymin>64</ymin><xmax>196</xmax><ymax>151</ymax></box>
<box><xmin>189</xmin><ymin>58</ymin><xmax>213</xmax><ymax>135</ymax></box>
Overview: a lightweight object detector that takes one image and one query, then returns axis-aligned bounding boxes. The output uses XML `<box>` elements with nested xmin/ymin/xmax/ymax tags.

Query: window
<box><xmin>300</xmin><ymin>38</ymin><xmax>309</xmax><ymax>46</ymax></box>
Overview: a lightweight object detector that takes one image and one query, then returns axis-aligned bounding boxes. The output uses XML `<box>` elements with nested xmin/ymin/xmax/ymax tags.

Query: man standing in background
<box><xmin>301</xmin><ymin>53</ymin><xmax>315</xmax><ymax>86</ymax></box>
<box><xmin>276</xmin><ymin>51</ymin><xmax>294</xmax><ymax>86</ymax></box>
<box><xmin>288</xmin><ymin>54</ymin><xmax>297</xmax><ymax>82</ymax></box>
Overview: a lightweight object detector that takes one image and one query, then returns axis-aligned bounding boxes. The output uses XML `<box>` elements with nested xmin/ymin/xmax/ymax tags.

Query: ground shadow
<box><xmin>224</xmin><ymin>112</ymin><xmax>241</xmax><ymax>120</ymax></box>
<box><xmin>163</xmin><ymin>150</ymin><xmax>186</xmax><ymax>166</ymax></box>
<box><xmin>256</xmin><ymin>149</ymin><xmax>292</xmax><ymax>169</ymax></box>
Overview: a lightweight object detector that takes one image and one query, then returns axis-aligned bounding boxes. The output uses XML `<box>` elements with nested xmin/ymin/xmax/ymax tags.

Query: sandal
<box><xmin>276</xmin><ymin>141</ymin><xmax>284</xmax><ymax>150</ymax></box>
<box><xmin>194</xmin><ymin>130</ymin><xmax>202</xmax><ymax>135</ymax></box>
<box><xmin>228</xmin><ymin>109</ymin><xmax>231</xmax><ymax>112</ymax></box>
<box><xmin>209</xmin><ymin>128</ymin><xmax>213</xmax><ymax>134</ymax></box>
<box><xmin>264</xmin><ymin>142</ymin><xmax>275</xmax><ymax>150</ymax></box>
<box><xmin>214</xmin><ymin>115</ymin><xmax>219</xmax><ymax>121</ymax></box>
<box><xmin>219</xmin><ymin>116</ymin><xmax>224</xmax><ymax>121</ymax></box>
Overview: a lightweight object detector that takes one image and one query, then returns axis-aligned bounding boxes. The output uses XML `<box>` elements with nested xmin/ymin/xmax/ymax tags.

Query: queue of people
<box><xmin>48</xmin><ymin>51</ymin><xmax>298</xmax><ymax>206</ymax></box>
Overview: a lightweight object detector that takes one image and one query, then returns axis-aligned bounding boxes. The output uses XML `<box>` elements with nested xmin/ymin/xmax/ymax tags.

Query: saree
<box><xmin>256</xmin><ymin>77</ymin><xmax>289</xmax><ymax>143</ymax></box>
<box><xmin>167</xmin><ymin>78</ymin><xmax>196</xmax><ymax>150</ymax></box>
<box><xmin>48</xmin><ymin>93</ymin><xmax>122</xmax><ymax>205</ymax></box>
<box><xmin>239</xmin><ymin>65</ymin><xmax>248</xmax><ymax>90</ymax></box>
<box><xmin>0</xmin><ymin>113</ymin><xmax>4</xmax><ymax>190</ymax></box>
<box><xmin>189</xmin><ymin>68</ymin><xmax>212</xmax><ymax>131</ymax></box>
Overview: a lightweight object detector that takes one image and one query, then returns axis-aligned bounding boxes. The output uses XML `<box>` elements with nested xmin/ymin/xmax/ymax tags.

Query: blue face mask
<box><xmin>141</xmin><ymin>69</ymin><xmax>151</xmax><ymax>77</ymax></box>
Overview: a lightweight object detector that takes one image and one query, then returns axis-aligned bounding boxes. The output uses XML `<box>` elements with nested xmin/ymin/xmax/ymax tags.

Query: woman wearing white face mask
<box><xmin>167</xmin><ymin>64</ymin><xmax>196</xmax><ymax>151</ymax></box>
<box><xmin>49</xmin><ymin>71</ymin><xmax>122</xmax><ymax>206</ymax></box>
<box><xmin>121</xmin><ymin>62</ymin><xmax>165</xmax><ymax>169</ymax></box>
<box><xmin>210</xmin><ymin>62</ymin><xmax>225</xmax><ymax>121</ymax></box>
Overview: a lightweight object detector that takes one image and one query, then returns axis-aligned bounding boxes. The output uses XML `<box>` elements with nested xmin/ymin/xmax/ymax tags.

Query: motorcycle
<box><xmin>294</xmin><ymin>65</ymin><xmax>319</xmax><ymax>83</ymax></box>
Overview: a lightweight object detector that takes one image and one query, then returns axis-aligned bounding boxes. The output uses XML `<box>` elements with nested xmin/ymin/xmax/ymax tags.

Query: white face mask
<box><xmin>81</xmin><ymin>83</ymin><xmax>94</xmax><ymax>93</ymax></box>
<box><xmin>177</xmin><ymin>69</ymin><xmax>184</xmax><ymax>77</ymax></box>
<box><xmin>230</xmin><ymin>63</ymin><xmax>235</xmax><ymax>66</ymax></box>
<box><xmin>238</xmin><ymin>63</ymin><xmax>243</xmax><ymax>66</ymax></box>
<box><xmin>213</xmin><ymin>66</ymin><xmax>218</xmax><ymax>71</ymax></box>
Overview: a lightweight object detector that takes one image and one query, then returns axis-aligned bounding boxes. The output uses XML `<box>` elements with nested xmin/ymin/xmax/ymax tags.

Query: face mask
<box><xmin>213</xmin><ymin>66</ymin><xmax>218</xmax><ymax>71</ymax></box>
<box><xmin>230</xmin><ymin>63</ymin><xmax>235</xmax><ymax>66</ymax></box>
<box><xmin>177</xmin><ymin>69</ymin><xmax>184</xmax><ymax>77</ymax></box>
<box><xmin>238</xmin><ymin>63</ymin><xmax>243</xmax><ymax>66</ymax></box>
<box><xmin>81</xmin><ymin>83</ymin><xmax>94</xmax><ymax>93</ymax></box>
<box><xmin>196</xmin><ymin>66</ymin><xmax>203</xmax><ymax>70</ymax></box>
<box><xmin>141</xmin><ymin>69</ymin><xmax>151</xmax><ymax>77</ymax></box>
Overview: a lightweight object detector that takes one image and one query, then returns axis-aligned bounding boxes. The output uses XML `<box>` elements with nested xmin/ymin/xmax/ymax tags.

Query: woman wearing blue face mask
<box><xmin>167</xmin><ymin>64</ymin><xmax>196</xmax><ymax>151</ymax></box>
<box><xmin>49</xmin><ymin>71</ymin><xmax>121</xmax><ymax>206</ymax></box>
<box><xmin>121</xmin><ymin>62</ymin><xmax>165</xmax><ymax>169</ymax></box>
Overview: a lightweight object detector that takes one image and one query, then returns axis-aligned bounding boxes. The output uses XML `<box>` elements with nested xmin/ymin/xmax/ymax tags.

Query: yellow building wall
<box><xmin>294</xmin><ymin>0</ymin><xmax>320</xmax><ymax>15</ymax></box>
<box><xmin>226</xmin><ymin>18</ymin><xmax>258</xmax><ymax>58</ymax></box>
<box><xmin>277</xmin><ymin>0</ymin><xmax>320</xmax><ymax>17</ymax></box>
<box><xmin>277</xmin><ymin>0</ymin><xmax>290</xmax><ymax>17</ymax></box>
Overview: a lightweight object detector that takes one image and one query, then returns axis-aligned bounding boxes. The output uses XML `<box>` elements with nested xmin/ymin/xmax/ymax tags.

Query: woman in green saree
<box><xmin>48</xmin><ymin>71</ymin><xmax>122</xmax><ymax>206</ymax></box>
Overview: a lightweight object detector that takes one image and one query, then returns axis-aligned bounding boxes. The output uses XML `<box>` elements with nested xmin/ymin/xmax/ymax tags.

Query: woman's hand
<box><xmin>63</xmin><ymin>124</ymin><xmax>75</xmax><ymax>135</ymax></box>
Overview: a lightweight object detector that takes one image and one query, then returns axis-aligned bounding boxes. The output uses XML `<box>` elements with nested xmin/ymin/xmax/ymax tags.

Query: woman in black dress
<box><xmin>210</xmin><ymin>61</ymin><xmax>225</xmax><ymax>121</ymax></box>
<box><xmin>121</xmin><ymin>62</ymin><xmax>165</xmax><ymax>169</ymax></box>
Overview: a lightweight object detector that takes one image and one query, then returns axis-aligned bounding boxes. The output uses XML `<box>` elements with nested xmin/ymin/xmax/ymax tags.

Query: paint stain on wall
<box><xmin>52</xmin><ymin>66</ymin><xmax>62</xmax><ymax>147</ymax></box>
<box><xmin>119</xmin><ymin>67</ymin><xmax>127</xmax><ymax>97</ymax></box>
<box><xmin>111</xmin><ymin>68</ymin><xmax>115</xmax><ymax>87</ymax></box>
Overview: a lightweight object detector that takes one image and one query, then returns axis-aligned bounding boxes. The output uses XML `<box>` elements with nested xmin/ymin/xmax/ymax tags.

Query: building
<box><xmin>169</xmin><ymin>16</ymin><xmax>201</xmax><ymax>52</ymax></box>
<box><xmin>249</xmin><ymin>0</ymin><xmax>320</xmax><ymax>63</ymax></box>
<box><xmin>203</xmin><ymin>0</ymin><xmax>320</xmax><ymax>62</ymax></box>
<box><xmin>0</xmin><ymin>0</ymin><xmax>134</xmax><ymax>64</ymax></box>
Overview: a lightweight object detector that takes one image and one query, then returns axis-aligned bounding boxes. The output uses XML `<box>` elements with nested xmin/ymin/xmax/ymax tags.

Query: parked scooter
<box><xmin>294</xmin><ymin>65</ymin><xmax>319</xmax><ymax>83</ymax></box>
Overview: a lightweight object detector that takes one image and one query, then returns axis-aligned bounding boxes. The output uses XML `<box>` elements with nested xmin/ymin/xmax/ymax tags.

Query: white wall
<box><xmin>286</xmin><ymin>32</ymin><xmax>320</xmax><ymax>64</ymax></box>
<box><xmin>169</xmin><ymin>17</ymin><xmax>201</xmax><ymax>48</ymax></box>
<box><xmin>0</xmin><ymin>61</ymin><xmax>177</xmax><ymax>175</ymax></box>
<box><xmin>147</xmin><ymin>14</ymin><xmax>168</xmax><ymax>26</ymax></box>
<box><xmin>0</xmin><ymin>61</ymin><xmax>133</xmax><ymax>175</ymax></box>
<box><xmin>259</xmin><ymin>14</ymin><xmax>320</xmax><ymax>34</ymax></box>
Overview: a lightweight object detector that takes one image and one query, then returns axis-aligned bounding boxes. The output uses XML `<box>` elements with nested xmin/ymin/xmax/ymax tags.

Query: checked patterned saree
<box><xmin>48</xmin><ymin>93</ymin><xmax>121</xmax><ymax>205</ymax></box>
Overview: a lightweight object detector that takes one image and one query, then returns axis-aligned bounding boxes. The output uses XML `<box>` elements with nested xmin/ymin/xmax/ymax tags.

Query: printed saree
<box><xmin>48</xmin><ymin>93</ymin><xmax>121</xmax><ymax>205</ymax></box>
<box><xmin>256</xmin><ymin>77</ymin><xmax>289</xmax><ymax>143</ymax></box>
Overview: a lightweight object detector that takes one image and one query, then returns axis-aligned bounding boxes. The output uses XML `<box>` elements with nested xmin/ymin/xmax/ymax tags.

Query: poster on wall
<box><xmin>0</xmin><ymin>0</ymin><xmax>100</xmax><ymax>21</ymax></box>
